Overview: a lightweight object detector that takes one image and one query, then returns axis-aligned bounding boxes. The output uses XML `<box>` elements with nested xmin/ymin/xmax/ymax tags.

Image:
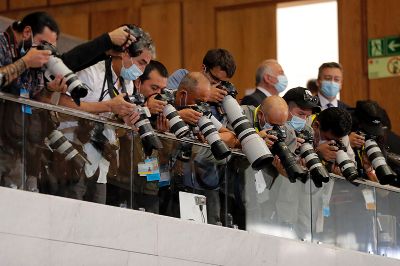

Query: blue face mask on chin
<box><xmin>262</xmin><ymin>121</ymin><xmax>272</xmax><ymax>131</ymax></box>
<box><xmin>120</xmin><ymin>61</ymin><xmax>143</xmax><ymax>81</ymax></box>
<box><xmin>320</xmin><ymin>80</ymin><xmax>340</xmax><ymax>98</ymax></box>
<box><xmin>287</xmin><ymin>114</ymin><xmax>306</xmax><ymax>132</ymax></box>
<box><xmin>274</xmin><ymin>74</ymin><xmax>288</xmax><ymax>93</ymax></box>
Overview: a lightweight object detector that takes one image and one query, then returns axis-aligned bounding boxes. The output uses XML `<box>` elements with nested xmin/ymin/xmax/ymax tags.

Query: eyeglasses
<box><xmin>205</xmin><ymin>68</ymin><xmax>222</xmax><ymax>84</ymax></box>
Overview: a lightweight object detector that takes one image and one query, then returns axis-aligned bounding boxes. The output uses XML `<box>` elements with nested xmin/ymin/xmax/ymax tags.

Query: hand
<box><xmin>258</xmin><ymin>129</ymin><xmax>278</xmax><ymax>148</ymax></box>
<box><xmin>331</xmin><ymin>163</ymin><xmax>342</xmax><ymax>176</ymax></box>
<box><xmin>22</xmin><ymin>48</ymin><xmax>51</xmax><ymax>68</ymax></box>
<box><xmin>208</xmin><ymin>85</ymin><xmax>227</xmax><ymax>103</ymax></box>
<box><xmin>108</xmin><ymin>26</ymin><xmax>136</xmax><ymax>49</ymax></box>
<box><xmin>121</xmin><ymin>111</ymin><xmax>140</xmax><ymax>129</ymax></box>
<box><xmin>46</xmin><ymin>74</ymin><xmax>68</xmax><ymax>93</ymax></box>
<box><xmin>107</xmin><ymin>93</ymin><xmax>136</xmax><ymax>116</ymax></box>
<box><xmin>145</xmin><ymin>95</ymin><xmax>167</xmax><ymax>114</ymax></box>
<box><xmin>195</xmin><ymin>132</ymin><xmax>207</xmax><ymax>143</ymax></box>
<box><xmin>349</xmin><ymin>132</ymin><xmax>365</xmax><ymax>149</ymax></box>
<box><xmin>361</xmin><ymin>152</ymin><xmax>379</xmax><ymax>182</ymax></box>
<box><xmin>178</xmin><ymin>108</ymin><xmax>202</xmax><ymax>125</ymax></box>
<box><xmin>156</xmin><ymin>114</ymin><xmax>170</xmax><ymax>133</ymax></box>
<box><xmin>316</xmin><ymin>140</ymin><xmax>338</xmax><ymax>162</ymax></box>
<box><xmin>272</xmin><ymin>156</ymin><xmax>287</xmax><ymax>177</ymax></box>
<box><xmin>296</xmin><ymin>137</ymin><xmax>305</xmax><ymax>149</ymax></box>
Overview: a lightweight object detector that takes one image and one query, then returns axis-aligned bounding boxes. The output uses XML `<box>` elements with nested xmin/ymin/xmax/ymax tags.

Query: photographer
<box><xmin>169</xmin><ymin>72</ymin><xmax>236</xmax><ymax>224</ymax></box>
<box><xmin>56</xmin><ymin>25</ymin><xmax>153</xmax><ymax>204</ymax></box>
<box><xmin>0</xmin><ymin>12</ymin><xmax>62</xmax><ymax>191</ymax></box>
<box><xmin>311</xmin><ymin>107</ymin><xmax>355</xmax><ymax>176</ymax></box>
<box><xmin>283</xmin><ymin>87</ymin><xmax>321</xmax><ymax>148</ymax></box>
<box><xmin>127</xmin><ymin>60</ymin><xmax>169</xmax><ymax>213</ymax></box>
<box><xmin>0</xmin><ymin>12</ymin><xmax>137</xmax><ymax>191</ymax></box>
<box><xmin>243</xmin><ymin>95</ymin><xmax>297</xmax><ymax>176</ymax></box>
<box><xmin>350</xmin><ymin>100</ymin><xmax>400</xmax><ymax>186</ymax></box>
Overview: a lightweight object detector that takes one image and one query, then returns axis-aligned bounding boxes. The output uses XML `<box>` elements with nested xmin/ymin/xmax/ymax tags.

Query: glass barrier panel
<box><xmin>235</xmin><ymin>162</ymin><xmax>313</xmax><ymax>241</ymax></box>
<box><xmin>0</xmin><ymin>100</ymin><xmax>25</xmax><ymax>190</ymax></box>
<box><xmin>312</xmin><ymin>178</ymin><xmax>377</xmax><ymax>254</ymax></box>
<box><xmin>15</xmin><ymin>100</ymin><xmax>135</xmax><ymax>208</ymax></box>
<box><xmin>376</xmin><ymin>187</ymin><xmax>400</xmax><ymax>259</ymax></box>
<box><xmin>132</xmin><ymin>134</ymin><xmax>228</xmax><ymax>225</ymax></box>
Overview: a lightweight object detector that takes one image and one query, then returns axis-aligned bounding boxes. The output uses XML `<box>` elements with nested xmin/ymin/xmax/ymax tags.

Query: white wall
<box><xmin>0</xmin><ymin>187</ymin><xmax>398</xmax><ymax>266</ymax></box>
<box><xmin>277</xmin><ymin>0</ymin><xmax>338</xmax><ymax>94</ymax></box>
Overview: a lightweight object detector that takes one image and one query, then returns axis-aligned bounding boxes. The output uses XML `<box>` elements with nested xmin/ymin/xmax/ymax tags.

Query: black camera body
<box><xmin>218</xmin><ymin>81</ymin><xmax>238</xmax><ymax>98</ymax></box>
<box><xmin>154</xmin><ymin>88</ymin><xmax>175</xmax><ymax>104</ymax></box>
<box><xmin>296</xmin><ymin>130</ymin><xmax>330</xmax><ymax>187</ymax></box>
<box><xmin>267</xmin><ymin>125</ymin><xmax>308</xmax><ymax>183</ymax></box>
<box><xmin>297</xmin><ymin>129</ymin><xmax>313</xmax><ymax>144</ymax></box>
<box><xmin>192</xmin><ymin>102</ymin><xmax>212</xmax><ymax>116</ymax></box>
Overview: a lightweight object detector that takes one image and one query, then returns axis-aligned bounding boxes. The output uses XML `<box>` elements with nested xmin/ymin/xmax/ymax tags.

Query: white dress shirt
<box><xmin>256</xmin><ymin>86</ymin><xmax>273</xmax><ymax>97</ymax></box>
<box><xmin>318</xmin><ymin>92</ymin><xmax>338</xmax><ymax>110</ymax></box>
<box><xmin>60</xmin><ymin>60</ymin><xmax>133</xmax><ymax>184</ymax></box>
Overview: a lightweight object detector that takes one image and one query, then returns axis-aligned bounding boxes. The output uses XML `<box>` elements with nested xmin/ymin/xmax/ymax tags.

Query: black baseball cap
<box><xmin>283</xmin><ymin>87</ymin><xmax>321</xmax><ymax>114</ymax></box>
<box><xmin>354</xmin><ymin>100</ymin><xmax>385</xmax><ymax>137</ymax></box>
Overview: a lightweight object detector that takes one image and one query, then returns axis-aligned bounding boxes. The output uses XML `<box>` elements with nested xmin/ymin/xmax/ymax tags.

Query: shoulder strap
<box><xmin>99</xmin><ymin>57</ymin><xmax>118</xmax><ymax>101</ymax></box>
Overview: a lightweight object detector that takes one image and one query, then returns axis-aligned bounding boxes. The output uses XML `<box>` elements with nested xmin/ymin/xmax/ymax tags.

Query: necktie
<box><xmin>327</xmin><ymin>103</ymin><xmax>333</xmax><ymax>108</ymax></box>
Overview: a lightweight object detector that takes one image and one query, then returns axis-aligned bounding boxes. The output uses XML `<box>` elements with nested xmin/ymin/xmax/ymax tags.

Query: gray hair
<box><xmin>255</xmin><ymin>59</ymin><xmax>278</xmax><ymax>86</ymax></box>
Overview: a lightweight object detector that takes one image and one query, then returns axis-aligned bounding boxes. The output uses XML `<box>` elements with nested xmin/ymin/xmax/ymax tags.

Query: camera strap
<box><xmin>99</xmin><ymin>57</ymin><xmax>119</xmax><ymax>101</ymax></box>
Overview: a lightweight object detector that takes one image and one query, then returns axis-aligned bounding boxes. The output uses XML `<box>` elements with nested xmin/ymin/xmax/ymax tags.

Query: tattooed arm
<box><xmin>0</xmin><ymin>58</ymin><xmax>26</xmax><ymax>87</ymax></box>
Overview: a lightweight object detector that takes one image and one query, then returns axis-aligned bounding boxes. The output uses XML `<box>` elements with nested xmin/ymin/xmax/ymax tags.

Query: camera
<box><xmin>357</xmin><ymin>131</ymin><xmax>397</xmax><ymax>185</ymax></box>
<box><xmin>331</xmin><ymin>140</ymin><xmax>359</xmax><ymax>182</ymax></box>
<box><xmin>154</xmin><ymin>89</ymin><xmax>190</xmax><ymax>138</ymax></box>
<box><xmin>222</xmin><ymin>95</ymin><xmax>273</xmax><ymax>170</ymax></box>
<box><xmin>45</xmin><ymin>130</ymin><xmax>88</xmax><ymax>172</ymax></box>
<box><xmin>125</xmin><ymin>92</ymin><xmax>163</xmax><ymax>156</ymax></box>
<box><xmin>296</xmin><ymin>130</ymin><xmax>330</xmax><ymax>187</ymax></box>
<box><xmin>191</xmin><ymin>102</ymin><xmax>231</xmax><ymax>160</ymax></box>
<box><xmin>218</xmin><ymin>81</ymin><xmax>238</xmax><ymax>98</ymax></box>
<box><xmin>267</xmin><ymin>125</ymin><xmax>307</xmax><ymax>183</ymax></box>
<box><xmin>37</xmin><ymin>41</ymin><xmax>90</xmax><ymax>106</ymax></box>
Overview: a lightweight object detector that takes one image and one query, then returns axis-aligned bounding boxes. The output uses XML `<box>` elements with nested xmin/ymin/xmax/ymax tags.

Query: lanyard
<box><xmin>99</xmin><ymin>58</ymin><xmax>120</xmax><ymax>102</ymax></box>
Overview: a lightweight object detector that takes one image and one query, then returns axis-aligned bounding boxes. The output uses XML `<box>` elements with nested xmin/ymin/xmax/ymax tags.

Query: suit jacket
<box><xmin>240</xmin><ymin>88</ymin><xmax>267</xmax><ymax>107</ymax></box>
<box><xmin>338</xmin><ymin>100</ymin><xmax>350</xmax><ymax>110</ymax></box>
<box><xmin>318</xmin><ymin>99</ymin><xmax>350</xmax><ymax>111</ymax></box>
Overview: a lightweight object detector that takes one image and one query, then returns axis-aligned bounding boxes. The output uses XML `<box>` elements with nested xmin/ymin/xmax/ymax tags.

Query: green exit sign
<box><xmin>369</xmin><ymin>36</ymin><xmax>400</xmax><ymax>58</ymax></box>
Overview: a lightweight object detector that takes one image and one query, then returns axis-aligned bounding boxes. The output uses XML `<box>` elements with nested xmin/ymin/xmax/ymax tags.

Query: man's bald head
<box><xmin>260</xmin><ymin>95</ymin><xmax>289</xmax><ymax>126</ymax></box>
<box><xmin>176</xmin><ymin>72</ymin><xmax>211</xmax><ymax>106</ymax></box>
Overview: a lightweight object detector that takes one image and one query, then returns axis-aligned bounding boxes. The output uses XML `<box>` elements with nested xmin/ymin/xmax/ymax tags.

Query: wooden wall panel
<box><xmin>0</xmin><ymin>1</ymin><xmax>7</xmax><ymax>12</ymax></box>
<box><xmin>54</xmin><ymin>13</ymin><xmax>89</xmax><ymax>39</ymax></box>
<box><xmin>91</xmin><ymin>8</ymin><xmax>138</xmax><ymax>39</ymax></box>
<box><xmin>366</xmin><ymin>0</ymin><xmax>400</xmax><ymax>134</ymax></box>
<box><xmin>338</xmin><ymin>0</ymin><xmax>368</xmax><ymax>106</ymax></box>
<box><xmin>140</xmin><ymin>2</ymin><xmax>182</xmax><ymax>74</ymax></box>
<box><xmin>182</xmin><ymin>0</ymin><xmax>214</xmax><ymax>72</ymax></box>
<box><xmin>9</xmin><ymin>0</ymin><xmax>47</xmax><ymax>10</ymax></box>
<box><xmin>49</xmin><ymin>0</ymin><xmax>87</xmax><ymax>5</ymax></box>
<box><xmin>216</xmin><ymin>2</ymin><xmax>277</xmax><ymax>100</ymax></box>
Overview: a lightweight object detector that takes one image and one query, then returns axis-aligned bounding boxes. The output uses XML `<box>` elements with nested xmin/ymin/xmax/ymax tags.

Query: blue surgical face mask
<box><xmin>320</xmin><ymin>80</ymin><xmax>340</xmax><ymax>98</ymax></box>
<box><xmin>274</xmin><ymin>74</ymin><xmax>288</xmax><ymax>93</ymax></box>
<box><xmin>120</xmin><ymin>59</ymin><xmax>143</xmax><ymax>81</ymax></box>
<box><xmin>20</xmin><ymin>34</ymin><xmax>35</xmax><ymax>56</ymax></box>
<box><xmin>287</xmin><ymin>113</ymin><xmax>306</xmax><ymax>132</ymax></box>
